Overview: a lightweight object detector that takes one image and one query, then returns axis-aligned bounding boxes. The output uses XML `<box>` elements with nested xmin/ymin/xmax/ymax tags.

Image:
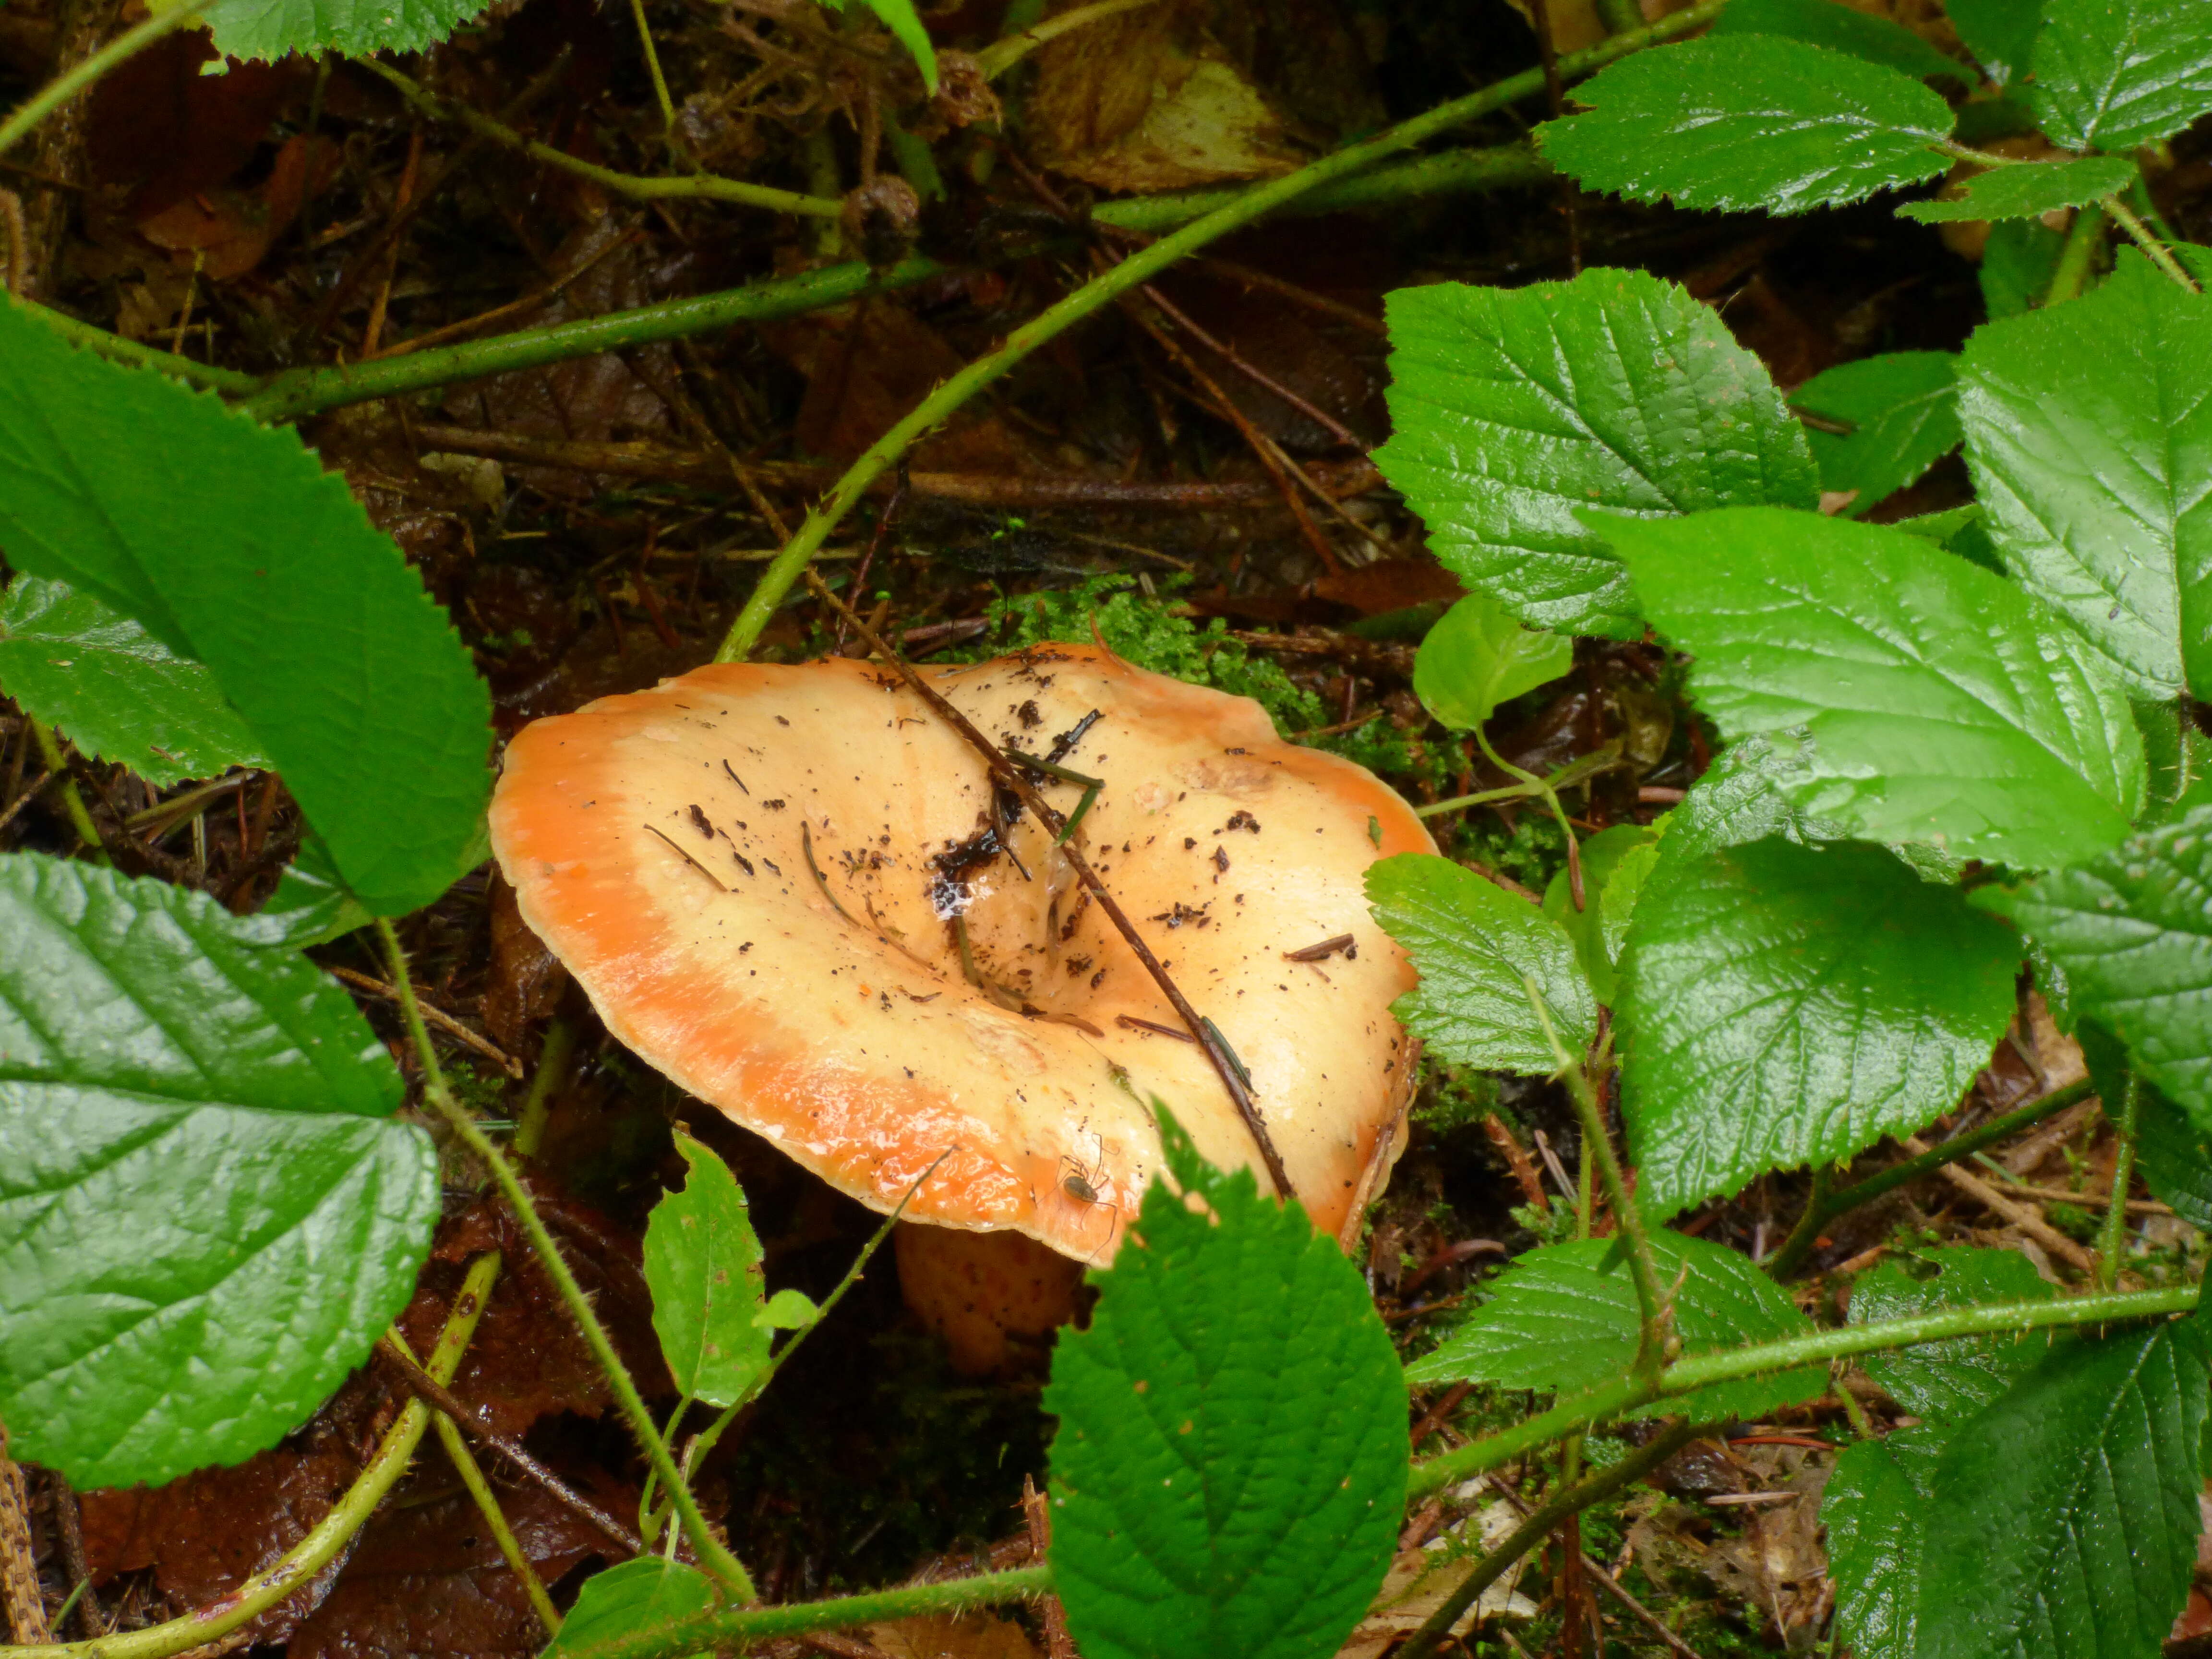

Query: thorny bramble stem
<box><xmin>2097</xmin><ymin>1073</ymin><xmax>2142</xmax><ymax>1290</ymax></box>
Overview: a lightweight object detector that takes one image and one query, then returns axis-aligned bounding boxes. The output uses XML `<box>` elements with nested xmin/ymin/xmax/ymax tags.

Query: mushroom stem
<box><xmin>800</xmin><ymin>571</ymin><xmax>1298</xmax><ymax>1201</ymax></box>
<box><xmin>373</xmin><ymin>919</ymin><xmax>759</xmax><ymax>1601</ymax></box>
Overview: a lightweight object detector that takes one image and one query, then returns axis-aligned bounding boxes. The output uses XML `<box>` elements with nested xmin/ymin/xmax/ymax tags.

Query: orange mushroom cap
<box><xmin>490</xmin><ymin>643</ymin><xmax>1433</xmax><ymax>1262</ymax></box>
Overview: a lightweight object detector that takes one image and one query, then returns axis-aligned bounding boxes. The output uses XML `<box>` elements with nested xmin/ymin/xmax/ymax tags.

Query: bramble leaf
<box><xmin>1374</xmin><ymin>268</ymin><xmax>1815</xmax><ymax>638</ymax></box>
<box><xmin>0</xmin><ymin>575</ymin><xmax>268</xmax><ymax>786</ymax></box>
<box><xmin>1412</xmin><ymin>592</ymin><xmax>1574</xmax><ymax>730</ymax></box>
<box><xmin>1616</xmin><ymin>839</ymin><xmax>2019</xmax><ymax>1218</ymax></box>
<box><xmin>643</xmin><ymin>1131</ymin><xmax>770</xmax><ymax>1409</ymax></box>
<box><xmin>1980</xmin><ymin>218</ymin><xmax>2068</xmax><ymax>320</ymax></box>
<box><xmin>546</xmin><ymin>1559</ymin><xmax>718</xmax><ymax>1659</ymax></box>
<box><xmin>199</xmin><ymin>0</ymin><xmax>495</xmax><ymax>65</ymax></box>
<box><xmin>2136</xmin><ymin>1081</ymin><xmax>2212</xmax><ymax>1230</ymax></box>
<box><xmin>1710</xmin><ymin>0</ymin><xmax>1964</xmax><ymax>81</ymax></box>
<box><xmin>1046</xmin><ymin>1108</ymin><xmax>1404</xmax><ymax>1659</ymax></box>
<box><xmin>1792</xmin><ymin>350</ymin><xmax>1960</xmax><ymax>515</ymax></box>
<box><xmin>0</xmin><ymin>853</ymin><xmax>437</xmax><ymax>1489</ymax></box>
<box><xmin>1541</xmin><ymin>822</ymin><xmax>1661</xmax><ymax>1006</ymax></box>
<box><xmin>1405</xmin><ymin>1233</ymin><xmax>1825</xmax><ymax>1423</ymax></box>
<box><xmin>2031</xmin><ymin>0</ymin><xmax>2212</xmax><ymax>153</ymax></box>
<box><xmin>1849</xmin><ymin>1248</ymin><xmax>2057</xmax><ymax>1424</ymax></box>
<box><xmin>0</xmin><ymin>299</ymin><xmax>492</xmax><ymax>916</ymax></box>
<box><xmin>1971</xmin><ymin>804</ymin><xmax>2212</xmax><ymax>1125</ymax></box>
<box><xmin>1824</xmin><ymin>1425</ymin><xmax>1947</xmax><ymax>1659</ymax></box>
<box><xmin>1601</xmin><ymin>505</ymin><xmax>2145</xmax><ymax>867</ymax></box>
<box><xmin>1946</xmin><ymin>0</ymin><xmax>2040</xmax><ymax>85</ymax></box>
<box><xmin>1916</xmin><ymin>1320</ymin><xmax>2211</xmax><ymax>1659</ymax></box>
<box><xmin>1899</xmin><ymin>155</ymin><xmax>2139</xmax><ymax>222</ymax></box>
<box><xmin>1536</xmin><ymin>37</ymin><xmax>1954</xmax><ymax>215</ymax></box>
<box><xmin>1959</xmin><ymin>251</ymin><xmax>2212</xmax><ymax>699</ymax></box>
<box><xmin>1367</xmin><ymin>853</ymin><xmax>1597</xmax><ymax>1076</ymax></box>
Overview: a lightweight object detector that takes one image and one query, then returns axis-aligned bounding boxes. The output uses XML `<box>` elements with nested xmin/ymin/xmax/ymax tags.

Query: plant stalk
<box><xmin>374</xmin><ymin>919</ymin><xmax>756</xmax><ymax>1601</ymax></box>
<box><xmin>2046</xmin><ymin>203</ymin><xmax>2106</xmax><ymax>305</ymax></box>
<box><xmin>2101</xmin><ymin>193</ymin><xmax>2200</xmax><ymax>290</ymax></box>
<box><xmin>431</xmin><ymin>1412</ymin><xmax>563</xmax><ymax>1636</ymax></box>
<box><xmin>13</xmin><ymin>297</ymin><xmax>260</xmax><ymax>391</ymax></box>
<box><xmin>711</xmin><ymin>0</ymin><xmax>1730</xmax><ymax>662</ymax></box>
<box><xmin>2096</xmin><ymin>1073</ymin><xmax>2141</xmax><ymax>1291</ymax></box>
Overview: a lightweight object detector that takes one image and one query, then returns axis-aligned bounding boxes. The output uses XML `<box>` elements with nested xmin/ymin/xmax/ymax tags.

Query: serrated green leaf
<box><xmin>1616</xmin><ymin>839</ymin><xmax>2019</xmax><ymax>1218</ymax></box>
<box><xmin>1601</xmin><ymin>505</ymin><xmax>2146</xmax><ymax>867</ymax></box>
<box><xmin>1899</xmin><ymin>154</ymin><xmax>2139</xmax><ymax>222</ymax></box>
<box><xmin>1824</xmin><ymin>1424</ymin><xmax>1947</xmax><ymax>1659</ymax></box>
<box><xmin>1960</xmin><ymin>252</ymin><xmax>2212</xmax><ymax>699</ymax></box>
<box><xmin>2136</xmin><ymin>1080</ymin><xmax>2212</xmax><ymax>1228</ymax></box>
<box><xmin>1405</xmin><ymin>1233</ymin><xmax>1825</xmax><ymax>1422</ymax></box>
<box><xmin>1712</xmin><ymin>0</ymin><xmax>1965</xmax><ymax>81</ymax></box>
<box><xmin>1947</xmin><ymin>0</ymin><xmax>2041</xmax><ymax>86</ymax></box>
<box><xmin>1971</xmin><ymin>804</ymin><xmax>2212</xmax><ymax>1124</ymax></box>
<box><xmin>256</xmin><ymin>835</ymin><xmax>374</xmax><ymax>949</ymax></box>
<box><xmin>1045</xmin><ymin>1107</ymin><xmax>1404</xmax><ymax>1659</ymax></box>
<box><xmin>1367</xmin><ymin>852</ymin><xmax>1597</xmax><ymax>1076</ymax></box>
<box><xmin>1374</xmin><ymin>268</ymin><xmax>1816</xmax><ymax>638</ymax></box>
<box><xmin>1793</xmin><ymin>350</ymin><xmax>1960</xmax><ymax>515</ymax></box>
<box><xmin>851</xmin><ymin>0</ymin><xmax>937</xmax><ymax>90</ymax></box>
<box><xmin>0</xmin><ymin>852</ymin><xmax>437</xmax><ymax>1488</ymax></box>
<box><xmin>200</xmin><ymin>0</ymin><xmax>493</xmax><ymax>64</ymax></box>
<box><xmin>0</xmin><ymin>299</ymin><xmax>492</xmax><ymax>916</ymax></box>
<box><xmin>0</xmin><ymin>576</ymin><xmax>269</xmax><ymax>787</ymax></box>
<box><xmin>1413</xmin><ymin>592</ymin><xmax>1574</xmax><ymax>729</ymax></box>
<box><xmin>2031</xmin><ymin>0</ymin><xmax>2212</xmax><ymax>153</ymax></box>
<box><xmin>1541</xmin><ymin>822</ymin><xmax>1660</xmax><ymax>1005</ymax></box>
<box><xmin>643</xmin><ymin>1131</ymin><xmax>769</xmax><ymax>1409</ymax></box>
<box><xmin>1916</xmin><ymin>1320</ymin><xmax>2211</xmax><ymax>1659</ymax></box>
<box><xmin>1849</xmin><ymin>1247</ymin><xmax>2057</xmax><ymax>1423</ymax></box>
<box><xmin>1536</xmin><ymin>36</ymin><xmax>1954</xmax><ymax>215</ymax></box>
<box><xmin>1980</xmin><ymin>216</ymin><xmax>2069</xmax><ymax>319</ymax></box>
<box><xmin>546</xmin><ymin>1559</ymin><xmax>718</xmax><ymax>1659</ymax></box>
<box><xmin>1658</xmin><ymin>734</ymin><xmax>1844</xmax><ymax>866</ymax></box>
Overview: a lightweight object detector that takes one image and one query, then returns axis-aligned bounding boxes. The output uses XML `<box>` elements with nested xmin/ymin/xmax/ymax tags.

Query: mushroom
<box><xmin>491</xmin><ymin>642</ymin><xmax>1431</xmax><ymax>1370</ymax></box>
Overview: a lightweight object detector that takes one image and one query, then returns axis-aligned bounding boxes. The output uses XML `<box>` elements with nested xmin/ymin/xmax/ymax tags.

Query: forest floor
<box><xmin>6</xmin><ymin>0</ymin><xmax>2212</xmax><ymax>1653</ymax></box>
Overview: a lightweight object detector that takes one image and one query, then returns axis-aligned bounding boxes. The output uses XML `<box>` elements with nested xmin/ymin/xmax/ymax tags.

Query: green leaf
<box><xmin>256</xmin><ymin>835</ymin><xmax>373</xmax><ymax>949</ymax></box>
<box><xmin>1899</xmin><ymin>154</ymin><xmax>2140</xmax><ymax>222</ymax></box>
<box><xmin>546</xmin><ymin>1559</ymin><xmax>718</xmax><ymax>1659</ymax></box>
<box><xmin>643</xmin><ymin>1131</ymin><xmax>769</xmax><ymax>1409</ymax></box>
<box><xmin>1616</xmin><ymin>839</ymin><xmax>2020</xmax><ymax>1218</ymax></box>
<box><xmin>0</xmin><ymin>576</ymin><xmax>269</xmax><ymax>787</ymax></box>
<box><xmin>2136</xmin><ymin>1079</ymin><xmax>2212</xmax><ymax>1229</ymax></box>
<box><xmin>1659</xmin><ymin>734</ymin><xmax>1844</xmax><ymax>867</ymax></box>
<box><xmin>1536</xmin><ymin>37</ymin><xmax>1955</xmax><ymax>215</ymax></box>
<box><xmin>1960</xmin><ymin>252</ymin><xmax>2212</xmax><ymax>700</ymax></box>
<box><xmin>1404</xmin><ymin>1233</ymin><xmax>1826</xmax><ymax>1423</ymax></box>
<box><xmin>758</xmin><ymin>1287</ymin><xmax>819</xmax><ymax>1331</ymax></box>
<box><xmin>199</xmin><ymin>0</ymin><xmax>493</xmax><ymax>62</ymax></box>
<box><xmin>1824</xmin><ymin>1424</ymin><xmax>1947</xmax><ymax>1659</ymax></box>
<box><xmin>854</xmin><ymin>0</ymin><xmax>938</xmax><ymax>91</ymax></box>
<box><xmin>0</xmin><ymin>299</ymin><xmax>492</xmax><ymax>916</ymax></box>
<box><xmin>1046</xmin><ymin>1107</ymin><xmax>1405</xmax><ymax>1659</ymax></box>
<box><xmin>1792</xmin><ymin>351</ymin><xmax>1961</xmax><ymax>515</ymax></box>
<box><xmin>1849</xmin><ymin>1248</ymin><xmax>2057</xmax><ymax>1424</ymax></box>
<box><xmin>1971</xmin><ymin>803</ymin><xmax>2212</xmax><ymax>1124</ymax></box>
<box><xmin>1980</xmin><ymin>217</ymin><xmax>2069</xmax><ymax>320</ymax></box>
<box><xmin>1946</xmin><ymin>0</ymin><xmax>2042</xmax><ymax>85</ymax></box>
<box><xmin>0</xmin><ymin>853</ymin><xmax>437</xmax><ymax>1488</ymax></box>
<box><xmin>1541</xmin><ymin>822</ymin><xmax>1661</xmax><ymax>1006</ymax></box>
<box><xmin>1412</xmin><ymin>592</ymin><xmax>1575</xmax><ymax>729</ymax></box>
<box><xmin>1711</xmin><ymin>0</ymin><xmax>1966</xmax><ymax>81</ymax></box>
<box><xmin>1916</xmin><ymin>1320</ymin><xmax>2212</xmax><ymax>1659</ymax></box>
<box><xmin>1374</xmin><ymin>268</ymin><xmax>1816</xmax><ymax>638</ymax></box>
<box><xmin>1366</xmin><ymin>852</ymin><xmax>1597</xmax><ymax>1076</ymax></box>
<box><xmin>2031</xmin><ymin>0</ymin><xmax>2212</xmax><ymax>153</ymax></box>
<box><xmin>1601</xmin><ymin>505</ymin><xmax>2146</xmax><ymax>868</ymax></box>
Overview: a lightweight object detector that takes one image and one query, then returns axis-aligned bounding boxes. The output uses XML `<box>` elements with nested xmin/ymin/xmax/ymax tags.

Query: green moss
<box><xmin>1415</xmin><ymin>1060</ymin><xmax>1500</xmax><ymax>1135</ymax></box>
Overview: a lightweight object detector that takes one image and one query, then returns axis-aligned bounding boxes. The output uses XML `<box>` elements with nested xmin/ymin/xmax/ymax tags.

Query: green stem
<box><xmin>14</xmin><ymin>296</ymin><xmax>258</xmax><ymax>391</ymax></box>
<box><xmin>1396</xmin><ymin>1419</ymin><xmax>1707</xmax><ymax>1659</ymax></box>
<box><xmin>432</xmin><ymin>1412</ymin><xmax>562</xmax><ymax>1636</ymax></box>
<box><xmin>710</xmin><ymin>0</ymin><xmax>1730</xmax><ymax>663</ymax></box>
<box><xmin>373</xmin><ymin>919</ymin><xmax>756</xmax><ymax>1601</ymax></box>
<box><xmin>31</xmin><ymin>725</ymin><xmax>104</xmax><ymax>863</ymax></box>
<box><xmin>1765</xmin><ymin>1078</ymin><xmax>2095</xmax><ymax>1278</ymax></box>
<box><xmin>973</xmin><ymin>0</ymin><xmax>1167</xmax><ymax>77</ymax></box>
<box><xmin>362</xmin><ymin>60</ymin><xmax>839</xmax><ymax>220</ymax></box>
<box><xmin>513</xmin><ymin>1017</ymin><xmax>574</xmax><ymax>1160</ymax></box>
<box><xmin>0</xmin><ymin>1253</ymin><xmax>502</xmax><ymax>1659</ymax></box>
<box><xmin>1092</xmin><ymin>144</ymin><xmax>1548</xmax><ymax>233</ymax></box>
<box><xmin>1476</xmin><ymin>728</ymin><xmax>1583</xmax><ymax>896</ymax></box>
<box><xmin>1767</xmin><ymin>1166</ymin><xmax>1829</xmax><ymax>1278</ymax></box>
<box><xmin>1415</xmin><ymin>748</ymin><xmax>1618</xmax><ymax>819</ymax></box>
<box><xmin>1406</xmin><ymin>1279</ymin><xmax>2199</xmax><ymax>1501</ymax></box>
<box><xmin>2102</xmin><ymin>193</ymin><xmax>2200</xmax><ymax>291</ymax></box>
<box><xmin>2097</xmin><ymin>1074</ymin><xmax>2141</xmax><ymax>1291</ymax></box>
<box><xmin>2045</xmin><ymin>202</ymin><xmax>2106</xmax><ymax>305</ymax></box>
<box><xmin>1594</xmin><ymin>0</ymin><xmax>1646</xmax><ymax>32</ymax></box>
<box><xmin>0</xmin><ymin>6</ymin><xmax>201</xmax><ymax>157</ymax></box>
<box><xmin>627</xmin><ymin>0</ymin><xmax>679</xmax><ymax>136</ymax></box>
<box><xmin>537</xmin><ymin>1564</ymin><xmax>1053</xmax><ymax>1659</ymax></box>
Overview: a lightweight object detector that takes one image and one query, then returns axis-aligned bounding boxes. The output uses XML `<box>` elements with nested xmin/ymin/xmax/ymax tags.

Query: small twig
<box><xmin>643</xmin><ymin>822</ymin><xmax>731</xmax><ymax>892</ymax></box>
<box><xmin>0</xmin><ymin>769</ymin><xmax>51</xmax><ymax>836</ymax></box>
<box><xmin>0</xmin><ymin>1430</ymin><xmax>47</xmax><ymax>1644</ymax></box>
<box><xmin>1904</xmin><ymin>1134</ymin><xmax>2099</xmax><ymax>1275</ymax></box>
<box><xmin>0</xmin><ymin>188</ymin><xmax>25</xmax><ymax>297</ymax></box>
<box><xmin>803</xmin><ymin>571</ymin><xmax>1296</xmax><ymax>1199</ymax></box>
<box><xmin>330</xmin><ymin>966</ymin><xmax>522</xmax><ymax>1078</ymax></box>
<box><xmin>48</xmin><ymin>1473</ymin><xmax>100</xmax><ymax>1638</ymax></box>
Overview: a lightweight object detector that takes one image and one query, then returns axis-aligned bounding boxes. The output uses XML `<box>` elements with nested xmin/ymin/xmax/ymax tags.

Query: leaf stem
<box><xmin>11</xmin><ymin>296</ymin><xmax>259</xmax><ymax>391</ymax></box>
<box><xmin>0</xmin><ymin>1253</ymin><xmax>503</xmax><ymax>1659</ymax></box>
<box><xmin>2045</xmin><ymin>203</ymin><xmax>2106</xmax><ymax>305</ymax></box>
<box><xmin>373</xmin><ymin>918</ymin><xmax>757</xmax><ymax>1602</ymax></box>
<box><xmin>1414</xmin><ymin>749</ymin><xmax>1617</xmax><ymax>819</ymax></box>
<box><xmin>0</xmin><ymin>6</ymin><xmax>200</xmax><ymax>158</ymax></box>
<box><xmin>1404</xmin><ymin>1278</ymin><xmax>2198</xmax><ymax>1501</ymax></box>
<box><xmin>710</xmin><ymin>0</ymin><xmax>1731</xmax><ymax>662</ymax></box>
<box><xmin>1395</xmin><ymin>1419</ymin><xmax>1708</xmax><ymax>1659</ymax></box>
<box><xmin>2100</xmin><ymin>193</ymin><xmax>2200</xmax><ymax>291</ymax></box>
<box><xmin>2096</xmin><ymin>1073</ymin><xmax>2141</xmax><ymax>1291</ymax></box>
<box><xmin>30</xmin><ymin>725</ymin><xmax>104</xmax><ymax>863</ymax></box>
<box><xmin>430</xmin><ymin>1409</ymin><xmax>563</xmax><ymax>1636</ymax></box>
<box><xmin>513</xmin><ymin>1016</ymin><xmax>575</xmax><ymax>1160</ymax></box>
<box><xmin>1765</xmin><ymin>1077</ymin><xmax>2095</xmax><ymax>1277</ymax></box>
